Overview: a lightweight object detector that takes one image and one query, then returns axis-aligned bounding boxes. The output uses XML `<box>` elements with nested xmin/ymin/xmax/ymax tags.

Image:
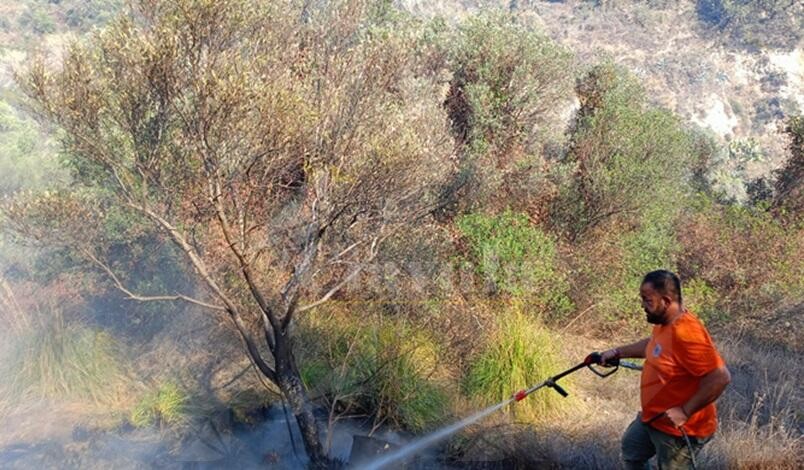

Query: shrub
<box><xmin>63</xmin><ymin>0</ymin><xmax>122</xmax><ymax>30</ymax></box>
<box><xmin>708</xmin><ymin>139</ymin><xmax>765</xmax><ymax>204</ymax></box>
<box><xmin>447</xmin><ymin>12</ymin><xmax>572</xmax><ymax>154</ymax></box>
<box><xmin>0</xmin><ymin>311</ymin><xmax>127</xmax><ymax>407</ymax></box>
<box><xmin>558</xmin><ymin>193</ymin><xmax>690</xmax><ymax>327</ymax></box>
<box><xmin>695</xmin><ymin>0</ymin><xmax>803</xmax><ymax>50</ymax></box>
<box><xmin>463</xmin><ymin>304</ymin><xmax>566</xmax><ymax>421</ymax></box>
<box><xmin>683</xmin><ymin>278</ymin><xmax>721</xmax><ymax>324</ymax></box>
<box><xmin>457</xmin><ymin>211</ymin><xmax>573</xmax><ymax>320</ymax></box>
<box><xmin>0</xmin><ymin>100</ymin><xmax>65</xmax><ymax>196</ymax></box>
<box><xmin>299</xmin><ymin>311</ymin><xmax>450</xmax><ymax>432</ymax></box>
<box><xmin>130</xmin><ymin>382</ymin><xmax>188</xmax><ymax>427</ymax></box>
<box><xmin>18</xmin><ymin>5</ymin><xmax>57</xmax><ymax>35</ymax></box>
<box><xmin>442</xmin><ymin>11</ymin><xmax>572</xmax><ymax>211</ymax></box>
<box><xmin>677</xmin><ymin>196</ymin><xmax>803</xmax><ymax>321</ymax></box>
<box><xmin>552</xmin><ymin>62</ymin><xmax>692</xmax><ymax>241</ymax></box>
<box><xmin>773</xmin><ymin>115</ymin><xmax>804</xmax><ymax>220</ymax></box>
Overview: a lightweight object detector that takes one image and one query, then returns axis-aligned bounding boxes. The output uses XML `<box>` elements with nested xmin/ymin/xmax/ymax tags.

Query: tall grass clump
<box><xmin>130</xmin><ymin>381</ymin><xmax>188</xmax><ymax>428</ymax></box>
<box><xmin>464</xmin><ymin>303</ymin><xmax>566</xmax><ymax>421</ymax></box>
<box><xmin>700</xmin><ymin>337</ymin><xmax>802</xmax><ymax>469</ymax></box>
<box><xmin>358</xmin><ymin>322</ymin><xmax>450</xmax><ymax>432</ymax></box>
<box><xmin>299</xmin><ymin>309</ymin><xmax>451</xmax><ymax>433</ymax></box>
<box><xmin>0</xmin><ymin>310</ymin><xmax>127</xmax><ymax>409</ymax></box>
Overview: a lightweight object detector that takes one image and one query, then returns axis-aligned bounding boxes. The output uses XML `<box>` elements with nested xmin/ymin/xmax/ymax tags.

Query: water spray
<box><xmin>355</xmin><ymin>353</ymin><xmax>642</xmax><ymax>470</ymax></box>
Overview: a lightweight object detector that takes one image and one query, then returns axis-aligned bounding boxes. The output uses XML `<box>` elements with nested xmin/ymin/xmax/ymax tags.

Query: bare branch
<box><xmin>208</xmin><ymin>176</ymin><xmax>282</xmax><ymax>334</ymax></box>
<box><xmin>128</xmin><ymin>203</ymin><xmax>277</xmax><ymax>382</ymax></box>
<box><xmin>293</xmin><ymin>263</ymin><xmax>365</xmax><ymax>317</ymax></box>
<box><xmin>82</xmin><ymin>249</ymin><xmax>226</xmax><ymax>311</ymax></box>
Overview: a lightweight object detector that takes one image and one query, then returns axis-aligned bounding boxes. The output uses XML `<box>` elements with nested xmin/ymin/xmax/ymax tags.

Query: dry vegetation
<box><xmin>0</xmin><ymin>1</ymin><xmax>801</xmax><ymax>469</ymax></box>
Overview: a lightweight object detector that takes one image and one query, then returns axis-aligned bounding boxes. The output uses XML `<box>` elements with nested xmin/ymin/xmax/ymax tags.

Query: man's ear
<box><xmin>662</xmin><ymin>295</ymin><xmax>673</xmax><ymax>307</ymax></box>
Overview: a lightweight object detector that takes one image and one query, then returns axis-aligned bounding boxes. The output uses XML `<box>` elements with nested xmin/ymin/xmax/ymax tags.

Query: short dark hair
<box><xmin>642</xmin><ymin>270</ymin><xmax>682</xmax><ymax>304</ymax></box>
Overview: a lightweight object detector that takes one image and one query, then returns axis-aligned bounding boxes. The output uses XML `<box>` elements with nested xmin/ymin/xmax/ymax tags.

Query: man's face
<box><xmin>640</xmin><ymin>283</ymin><xmax>668</xmax><ymax>325</ymax></box>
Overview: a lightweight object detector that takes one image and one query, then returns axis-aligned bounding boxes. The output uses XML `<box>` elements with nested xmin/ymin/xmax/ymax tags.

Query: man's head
<box><xmin>640</xmin><ymin>270</ymin><xmax>683</xmax><ymax>325</ymax></box>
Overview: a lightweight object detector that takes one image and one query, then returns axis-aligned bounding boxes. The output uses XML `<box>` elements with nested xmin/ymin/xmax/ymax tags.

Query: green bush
<box><xmin>130</xmin><ymin>382</ymin><xmax>188</xmax><ymax>427</ymax></box>
<box><xmin>18</xmin><ymin>6</ymin><xmax>57</xmax><ymax>35</ymax></box>
<box><xmin>677</xmin><ymin>196</ymin><xmax>803</xmax><ymax>319</ymax></box>
<box><xmin>708</xmin><ymin>139</ymin><xmax>765</xmax><ymax>203</ymax></box>
<box><xmin>443</xmin><ymin>11</ymin><xmax>572</xmax><ymax>209</ymax></box>
<box><xmin>0</xmin><ymin>100</ymin><xmax>65</xmax><ymax>196</ymax></box>
<box><xmin>683</xmin><ymin>278</ymin><xmax>721</xmax><ymax>324</ymax></box>
<box><xmin>457</xmin><ymin>211</ymin><xmax>573</xmax><ymax>319</ymax></box>
<box><xmin>448</xmin><ymin>12</ymin><xmax>571</xmax><ymax>152</ymax></box>
<box><xmin>552</xmin><ymin>62</ymin><xmax>692</xmax><ymax>241</ymax></box>
<box><xmin>612</xmin><ymin>212</ymin><xmax>679</xmax><ymax>320</ymax></box>
<box><xmin>463</xmin><ymin>304</ymin><xmax>565</xmax><ymax>421</ymax></box>
<box><xmin>63</xmin><ymin>0</ymin><xmax>122</xmax><ymax>30</ymax></box>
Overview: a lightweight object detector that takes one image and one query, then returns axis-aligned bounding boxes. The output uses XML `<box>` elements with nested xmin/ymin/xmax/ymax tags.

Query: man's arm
<box><xmin>666</xmin><ymin>366</ymin><xmax>731</xmax><ymax>427</ymax></box>
<box><xmin>600</xmin><ymin>337</ymin><xmax>649</xmax><ymax>363</ymax></box>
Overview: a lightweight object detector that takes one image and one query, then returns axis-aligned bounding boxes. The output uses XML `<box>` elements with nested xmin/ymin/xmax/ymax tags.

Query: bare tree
<box><xmin>8</xmin><ymin>0</ymin><xmax>453</xmax><ymax>465</ymax></box>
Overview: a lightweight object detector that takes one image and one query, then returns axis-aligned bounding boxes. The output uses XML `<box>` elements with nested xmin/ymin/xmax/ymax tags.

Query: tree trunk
<box><xmin>275</xmin><ymin>335</ymin><xmax>329</xmax><ymax>469</ymax></box>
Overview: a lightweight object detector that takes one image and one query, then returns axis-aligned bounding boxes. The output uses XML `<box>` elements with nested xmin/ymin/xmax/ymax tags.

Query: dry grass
<box><xmin>699</xmin><ymin>335</ymin><xmax>802</xmax><ymax>469</ymax></box>
<box><xmin>0</xmin><ymin>280</ymin><xmax>139</xmax><ymax>447</ymax></box>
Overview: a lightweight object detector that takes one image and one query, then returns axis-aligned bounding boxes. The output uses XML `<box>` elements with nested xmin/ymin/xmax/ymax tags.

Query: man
<box><xmin>598</xmin><ymin>270</ymin><xmax>731</xmax><ymax>469</ymax></box>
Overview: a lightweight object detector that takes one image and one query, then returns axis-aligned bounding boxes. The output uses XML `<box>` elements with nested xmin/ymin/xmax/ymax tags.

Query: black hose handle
<box><xmin>544</xmin><ymin>379</ymin><xmax>569</xmax><ymax>398</ymax></box>
<box><xmin>550</xmin><ymin>382</ymin><xmax>569</xmax><ymax>397</ymax></box>
<box><xmin>586</xmin><ymin>352</ymin><xmax>619</xmax><ymax>378</ymax></box>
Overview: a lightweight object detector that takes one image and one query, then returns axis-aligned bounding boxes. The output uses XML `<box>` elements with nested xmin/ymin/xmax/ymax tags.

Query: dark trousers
<box><xmin>622</xmin><ymin>414</ymin><xmax>711</xmax><ymax>470</ymax></box>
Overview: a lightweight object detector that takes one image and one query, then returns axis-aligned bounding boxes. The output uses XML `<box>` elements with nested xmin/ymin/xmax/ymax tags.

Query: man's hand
<box><xmin>665</xmin><ymin>406</ymin><xmax>688</xmax><ymax>428</ymax></box>
<box><xmin>599</xmin><ymin>348</ymin><xmax>620</xmax><ymax>366</ymax></box>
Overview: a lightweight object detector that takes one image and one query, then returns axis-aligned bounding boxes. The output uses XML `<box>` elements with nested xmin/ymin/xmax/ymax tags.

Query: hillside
<box><xmin>397</xmin><ymin>0</ymin><xmax>804</xmax><ymax>196</ymax></box>
<box><xmin>3</xmin><ymin>1</ymin><xmax>802</xmax><ymax>184</ymax></box>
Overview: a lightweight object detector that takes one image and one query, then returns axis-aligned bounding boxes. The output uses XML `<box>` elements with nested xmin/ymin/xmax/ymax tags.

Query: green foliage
<box><xmin>10</xmin><ymin>0</ymin><xmax>121</xmax><ymax>38</ymax></box>
<box><xmin>443</xmin><ymin>11</ymin><xmax>572</xmax><ymax>209</ymax></box>
<box><xmin>687</xmin><ymin>125</ymin><xmax>722</xmax><ymax>195</ymax></box>
<box><xmin>448</xmin><ymin>12</ymin><xmax>572</xmax><ymax>152</ymax></box>
<box><xmin>678</xmin><ymin>196</ymin><xmax>804</xmax><ymax>319</ymax></box>
<box><xmin>708</xmin><ymin>139</ymin><xmax>765</xmax><ymax>203</ymax></box>
<box><xmin>610</xmin><ymin>215</ymin><xmax>679</xmax><ymax>321</ymax></box>
<box><xmin>360</xmin><ymin>325</ymin><xmax>449</xmax><ymax>432</ymax></box>
<box><xmin>683</xmin><ymin>278</ymin><xmax>721</xmax><ymax>324</ymax></box>
<box><xmin>554</xmin><ymin>62</ymin><xmax>692</xmax><ymax>241</ymax></box>
<box><xmin>18</xmin><ymin>4</ymin><xmax>56</xmax><ymax>35</ymax></box>
<box><xmin>0</xmin><ymin>100</ymin><xmax>65</xmax><ymax>196</ymax></box>
<box><xmin>463</xmin><ymin>304</ymin><xmax>565</xmax><ymax>421</ymax></box>
<box><xmin>63</xmin><ymin>0</ymin><xmax>122</xmax><ymax>31</ymax></box>
<box><xmin>773</xmin><ymin>115</ymin><xmax>804</xmax><ymax>218</ymax></box>
<box><xmin>299</xmin><ymin>312</ymin><xmax>449</xmax><ymax>432</ymax></box>
<box><xmin>130</xmin><ymin>382</ymin><xmax>188</xmax><ymax>427</ymax></box>
<box><xmin>457</xmin><ymin>211</ymin><xmax>573</xmax><ymax>319</ymax></box>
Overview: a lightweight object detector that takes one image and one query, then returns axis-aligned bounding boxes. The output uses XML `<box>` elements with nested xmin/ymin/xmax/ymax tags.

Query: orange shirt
<box><xmin>640</xmin><ymin>311</ymin><xmax>725</xmax><ymax>437</ymax></box>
